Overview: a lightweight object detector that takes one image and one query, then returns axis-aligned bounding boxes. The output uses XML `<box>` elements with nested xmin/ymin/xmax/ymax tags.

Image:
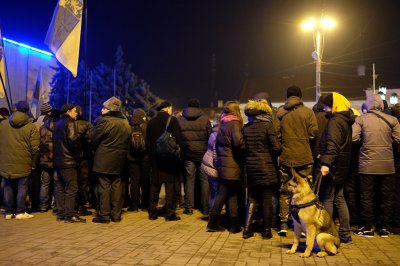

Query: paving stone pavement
<box><xmin>1</xmin><ymin>209</ymin><xmax>400</xmax><ymax>265</ymax></box>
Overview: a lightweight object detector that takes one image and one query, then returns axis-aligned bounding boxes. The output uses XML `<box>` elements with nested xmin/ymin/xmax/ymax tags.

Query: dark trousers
<box><xmin>210</xmin><ymin>179</ymin><xmax>241</xmax><ymax>218</ymax></box>
<box><xmin>97</xmin><ymin>173</ymin><xmax>123</xmax><ymax>221</ymax></box>
<box><xmin>77</xmin><ymin>160</ymin><xmax>90</xmax><ymax>209</ymax></box>
<box><xmin>149</xmin><ymin>182</ymin><xmax>175</xmax><ymax>218</ymax></box>
<box><xmin>344</xmin><ymin>167</ymin><xmax>361</xmax><ymax>226</ymax></box>
<box><xmin>359</xmin><ymin>174</ymin><xmax>395</xmax><ymax>229</ymax></box>
<box><xmin>55</xmin><ymin>168</ymin><xmax>78</xmax><ymax>219</ymax></box>
<box><xmin>128</xmin><ymin>161</ymin><xmax>151</xmax><ymax>209</ymax></box>
<box><xmin>249</xmin><ymin>185</ymin><xmax>274</xmax><ymax>229</ymax></box>
<box><xmin>39</xmin><ymin>167</ymin><xmax>56</xmax><ymax>211</ymax></box>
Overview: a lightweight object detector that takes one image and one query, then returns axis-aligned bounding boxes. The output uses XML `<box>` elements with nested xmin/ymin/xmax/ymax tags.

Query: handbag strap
<box><xmin>368</xmin><ymin>111</ymin><xmax>393</xmax><ymax>129</ymax></box>
<box><xmin>165</xmin><ymin>116</ymin><xmax>172</xmax><ymax>131</ymax></box>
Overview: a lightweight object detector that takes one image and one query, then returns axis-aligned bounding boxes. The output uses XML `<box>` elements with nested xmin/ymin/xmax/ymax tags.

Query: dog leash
<box><xmin>313</xmin><ymin>172</ymin><xmax>323</xmax><ymax>198</ymax></box>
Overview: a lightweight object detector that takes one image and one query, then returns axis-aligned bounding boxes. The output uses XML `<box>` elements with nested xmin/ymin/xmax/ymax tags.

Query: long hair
<box><xmin>222</xmin><ymin>100</ymin><xmax>243</xmax><ymax>125</ymax></box>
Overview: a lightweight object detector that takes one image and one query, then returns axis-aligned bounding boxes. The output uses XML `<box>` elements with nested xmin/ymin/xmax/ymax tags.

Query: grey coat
<box><xmin>352</xmin><ymin>108</ymin><xmax>400</xmax><ymax>174</ymax></box>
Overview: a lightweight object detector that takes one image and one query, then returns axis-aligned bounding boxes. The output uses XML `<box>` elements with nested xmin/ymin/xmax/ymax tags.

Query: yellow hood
<box><xmin>331</xmin><ymin>92</ymin><xmax>350</xmax><ymax>113</ymax></box>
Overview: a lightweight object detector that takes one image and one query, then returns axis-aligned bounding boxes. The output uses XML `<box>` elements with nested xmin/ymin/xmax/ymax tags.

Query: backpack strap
<box><xmin>368</xmin><ymin>111</ymin><xmax>393</xmax><ymax>129</ymax></box>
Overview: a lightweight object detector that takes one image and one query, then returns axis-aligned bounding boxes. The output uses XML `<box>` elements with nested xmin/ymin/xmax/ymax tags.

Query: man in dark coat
<box><xmin>53</xmin><ymin>104</ymin><xmax>86</xmax><ymax>223</ymax></box>
<box><xmin>319</xmin><ymin>92</ymin><xmax>354</xmax><ymax>243</ymax></box>
<box><xmin>0</xmin><ymin>101</ymin><xmax>39</xmax><ymax>219</ymax></box>
<box><xmin>275</xmin><ymin>86</ymin><xmax>318</xmax><ymax>236</ymax></box>
<box><xmin>178</xmin><ymin>98</ymin><xmax>211</xmax><ymax>215</ymax></box>
<box><xmin>146</xmin><ymin>100</ymin><xmax>183</xmax><ymax>221</ymax></box>
<box><xmin>92</xmin><ymin>97</ymin><xmax>131</xmax><ymax>223</ymax></box>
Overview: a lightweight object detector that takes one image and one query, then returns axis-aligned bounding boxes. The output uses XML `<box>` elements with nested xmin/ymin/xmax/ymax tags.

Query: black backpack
<box><xmin>156</xmin><ymin>116</ymin><xmax>180</xmax><ymax>159</ymax></box>
<box><xmin>131</xmin><ymin>125</ymin><xmax>146</xmax><ymax>152</ymax></box>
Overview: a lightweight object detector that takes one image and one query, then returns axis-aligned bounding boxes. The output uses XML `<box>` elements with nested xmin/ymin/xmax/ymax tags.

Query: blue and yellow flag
<box><xmin>0</xmin><ymin>27</ymin><xmax>6</xmax><ymax>98</ymax></box>
<box><xmin>45</xmin><ymin>0</ymin><xmax>83</xmax><ymax>77</ymax></box>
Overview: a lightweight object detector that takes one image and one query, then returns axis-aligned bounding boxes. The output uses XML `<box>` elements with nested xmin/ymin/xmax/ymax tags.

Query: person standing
<box><xmin>178</xmin><ymin>98</ymin><xmax>211</xmax><ymax>215</ymax></box>
<box><xmin>146</xmin><ymin>100</ymin><xmax>183</xmax><ymax>221</ymax></box>
<box><xmin>53</xmin><ymin>104</ymin><xmax>86</xmax><ymax>223</ymax></box>
<box><xmin>352</xmin><ymin>94</ymin><xmax>400</xmax><ymax>237</ymax></box>
<box><xmin>275</xmin><ymin>86</ymin><xmax>318</xmax><ymax>236</ymax></box>
<box><xmin>319</xmin><ymin>92</ymin><xmax>354</xmax><ymax>243</ymax></box>
<box><xmin>242</xmin><ymin>99</ymin><xmax>281</xmax><ymax>239</ymax></box>
<box><xmin>0</xmin><ymin>101</ymin><xmax>39</xmax><ymax>219</ymax></box>
<box><xmin>92</xmin><ymin>97</ymin><xmax>131</xmax><ymax>223</ymax></box>
<box><xmin>127</xmin><ymin>108</ymin><xmax>151</xmax><ymax>211</ymax></box>
<box><xmin>207</xmin><ymin>101</ymin><xmax>245</xmax><ymax>233</ymax></box>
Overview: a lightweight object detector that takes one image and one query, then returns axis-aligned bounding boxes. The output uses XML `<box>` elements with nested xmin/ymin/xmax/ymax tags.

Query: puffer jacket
<box><xmin>92</xmin><ymin>111</ymin><xmax>131</xmax><ymax>174</ymax></box>
<box><xmin>201</xmin><ymin>125</ymin><xmax>219</xmax><ymax>178</ymax></box>
<box><xmin>276</xmin><ymin>96</ymin><xmax>318</xmax><ymax>167</ymax></box>
<box><xmin>216</xmin><ymin>113</ymin><xmax>245</xmax><ymax>180</ymax></box>
<box><xmin>352</xmin><ymin>94</ymin><xmax>400</xmax><ymax>174</ymax></box>
<box><xmin>178</xmin><ymin>107</ymin><xmax>211</xmax><ymax>163</ymax></box>
<box><xmin>0</xmin><ymin>111</ymin><xmax>39</xmax><ymax>179</ymax></box>
<box><xmin>53</xmin><ymin>115</ymin><xmax>82</xmax><ymax>169</ymax></box>
<box><xmin>319</xmin><ymin>93</ymin><xmax>354</xmax><ymax>185</ymax></box>
<box><xmin>39</xmin><ymin>116</ymin><xmax>57</xmax><ymax>168</ymax></box>
<box><xmin>244</xmin><ymin>100</ymin><xmax>281</xmax><ymax>187</ymax></box>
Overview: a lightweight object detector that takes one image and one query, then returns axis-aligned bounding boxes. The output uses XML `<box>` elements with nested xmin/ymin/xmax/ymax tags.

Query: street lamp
<box><xmin>390</xmin><ymin>93</ymin><xmax>398</xmax><ymax>105</ymax></box>
<box><xmin>302</xmin><ymin>16</ymin><xmax>336</xmax><ymax>102</ymax></box>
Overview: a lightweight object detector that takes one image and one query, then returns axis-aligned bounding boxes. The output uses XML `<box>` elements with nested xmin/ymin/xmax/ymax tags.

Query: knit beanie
<box><xmin>40</xmin><ymin>103</ymin><xmax>53</xmax><ymax>114</ymax></box>
<box><xmin>286</xmin><ymin>86</ymin><xmax>302</xmax><ymax>99</ymax></box>
<box><xmin>156</xmin><ymin>100</ymin><xmax>172</xmax><ymax>111</ymax></box>
<box><xmin>187</xmin><ymin>98</ymin><xmax>200</xmax><ymax>108</ymax></box>
<box><xmin>131</xmin><ymin>108</ymin><xmax>147</xmax><ymax>125</ymax></box>
<box><xmin>103</xmin><ymin>96</ymin><xmax>122</xmax><ymax>111</ymax></box>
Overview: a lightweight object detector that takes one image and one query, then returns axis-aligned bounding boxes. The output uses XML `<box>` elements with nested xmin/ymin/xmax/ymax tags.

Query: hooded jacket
<box><xmin>178</xmin><ymin>107</ymin><xmax>211</xmax><ymax>163</ymax></box>
<box><xmin>276</xmin><ymin>96</ymin><xmax>318</xmax><ymax>167</ymax></box>
<box><xmin>352</xmin><ymin>94</ymin><xmax>400</xmax><ymax>174</ymax></box>
<box><xmin>319</xmin><ymin>92</ymin><xmax>354</xmax><ymax>185</ymax></box>
<box><xmin>39</xmin><ymin>116</ymin><xmax>58</xmax><ymax>168</ymax></box>
<box><xmin>0</xmin><ymin>111</ymin><xmax>40</xmax><ymax>178</ymax></box>
<box><xmin>128</xmin><ymin>108</ymin><xmax>149</xmax><ymax>162</ymax></box>
<box><xmin>243</xmin><ymin>100</ymin><xmax>281</xmax><ymax>187</ymax></box>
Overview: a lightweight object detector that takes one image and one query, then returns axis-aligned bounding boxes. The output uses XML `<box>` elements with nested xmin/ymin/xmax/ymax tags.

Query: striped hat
<box><xmin>40</xmin><ymin>103</ymin><xmax>52</xmax><ymax>114</ymax></box>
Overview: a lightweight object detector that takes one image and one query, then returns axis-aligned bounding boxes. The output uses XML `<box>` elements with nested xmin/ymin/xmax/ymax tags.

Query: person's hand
<box><xmin>321</xmin><ymin>165</ymin><xmax>329</xmax><ymax>176</ymax></box>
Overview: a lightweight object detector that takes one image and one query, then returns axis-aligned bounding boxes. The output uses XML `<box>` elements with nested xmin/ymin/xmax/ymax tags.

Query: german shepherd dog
<box><xmin>286</xmin><ymin>173</ymin><xmax>340</xmax><ymax>257</ymax></box>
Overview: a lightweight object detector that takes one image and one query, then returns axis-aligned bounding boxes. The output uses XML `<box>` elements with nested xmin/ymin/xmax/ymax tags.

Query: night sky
<box><xmin>1</xmin><ymin>0</ymin><xmax>400</xmax><ymax>106</ymax></box>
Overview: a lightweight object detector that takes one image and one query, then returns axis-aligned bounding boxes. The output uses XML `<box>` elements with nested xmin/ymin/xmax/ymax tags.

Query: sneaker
<box><xmin>379</xmin><ymin>228</ymin><xmax>390</xmax><ymax>238</ymax></box>
<box><xmin>15</xmin><ymin>212</ymin><xmax>34</xmax><ymax>220</ymax></box>
<box><xmin>4</xmin><ymin>214</ymin><xmax>14</xmax><ymax>220</ymax></box>
<box><xmin>278</xmin><ymin>222</ymin><xmax>288</xmax><ymax>237</ymax></box>
<box><xmin>354</xmin><ymin>226</ymin><xmax>374</xmax><ymax>237</ymax></box>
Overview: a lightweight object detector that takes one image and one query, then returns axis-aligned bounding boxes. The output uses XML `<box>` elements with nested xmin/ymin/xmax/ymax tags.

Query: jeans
<box><xmin>97</xmin><ymin>174</ymin><xmax>123</xmax><ymax>221</ymax></box>
<box><xmin>55</xmin><ymin>168</ymin><xmax>78</xmax><ymax>219</ymax></box>
<box><xmin>319</xmin><ymin>175</ymin><xmax>351</xmax><ymax>240</ymax></box>
<box><xmin>39</xmin><ymin>168</ymin><xmax>56</xmax><ymax>211</ymax></box>
<box><xmin>184</xmin><ymin>160</ymin><xmax>210</xmax><ymax>212</ymax></box>
<box><xmin>3</xmin><ymin>176</ymin><xmax>30</xmax><ymax>215</ymax></box>
<box><xmin>208</xmin><ymin>176</ymin><xmax>218</xmax><ymax>210</ymax></box>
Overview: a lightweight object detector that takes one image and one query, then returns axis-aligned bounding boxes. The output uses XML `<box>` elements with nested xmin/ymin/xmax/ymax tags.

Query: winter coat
<box><xmin>0</xmin><ymin>111</ymin><xmax>39</xmax><ymax>179</ymax></box>
<box><xmin>352</xmin><ymin>94</ymin><xmax>400</xmax><ymax>174</ymax></box>
<box><xmin>92</xmin><ymin>111</ymin><xmax>131</xmax><ymax>175</ymax></box>
<box><xmin>216</xmin><ymin>113</ymin><xmax>245</xmax><ymax>181</ymax></box>
<box><xmin>127</xmin><ymin>109</ymin><xmax>149</xmax><ymax>162</ymax></box>
<box><xmin>178</xmin><ymin>107</ymin><xmax>211</xmax><ymax>163</ymax></box>
<box><xmin>312</xmin><ymin>104</ymin><xmax>328</xmax><ymax>159</ymax></box>
<box><xmin>276</xmin><ymin>96</ymin><xmax>318</xmax><ymax>167</ymax></box>
<box><xmin>76</xmin><ymin>119</ymin><xmax>93</xmax><ymax>162</ymax></box>
<box><xmin>244</xmin><ymin>106</ymin><xmax>281</xmax><ymax>187</ymax></box>
<box><xmin>53</xmin><ymin>115</ymin><xmax>82</xmax><ymax>169</ymax></box>
<box><xmin>39</xmin><ymin>116</ymin><xmax>57</xmax><ymax>168</ymax></box>
<box><xmin>319</xmin><ymin>93</ymin><xmax>354</xmax><ymax>185</ymax></box>
<box><xmin>201</xmin><ymin>125</ymin><xmax>219</xmax><ymax>178</ymax></box>
<box><xmin>146</xmin><ymin>111</ymin><xmax>183</xmax><ymax>184</ymax></box>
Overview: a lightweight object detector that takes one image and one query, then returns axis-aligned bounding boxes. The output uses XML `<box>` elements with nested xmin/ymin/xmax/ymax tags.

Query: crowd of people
<box><xmin>0</xmin><ymin>86</ymin><xmax>400</xmax><ymax>242</ymax></box>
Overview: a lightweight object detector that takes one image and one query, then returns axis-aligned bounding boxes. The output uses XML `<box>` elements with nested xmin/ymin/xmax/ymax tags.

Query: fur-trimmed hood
<box><xmin>244</xmin><ymin>99</ymin><xmax>272</xmax><ymax>117</ymax></box>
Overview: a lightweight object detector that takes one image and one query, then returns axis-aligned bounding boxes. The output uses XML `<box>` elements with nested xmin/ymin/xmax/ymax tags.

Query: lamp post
<box><xmin>302</xmin><ymin>16</ymin><xmax>335</xmax><ymax>102</ymax></box>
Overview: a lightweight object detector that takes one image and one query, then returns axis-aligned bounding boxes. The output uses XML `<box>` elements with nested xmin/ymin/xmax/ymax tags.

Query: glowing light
<box><xmin>390</xmin><ymin>93</ymin><xmax>398</xmax><ymax>105</ymax></box>
<box><xmin>302</xmin><ymin>17</ymin><xmax>335</xmax><ymax>31</ymax></box>
<box><xmin>378</xmin><ymin>91</ymin><xmax>386</xmax><ymax>100</ymax></box>
<box><xmin>378</xmin><ymin>86</ymin><xmax>387</xmax><ymax>95</ymax></box>
<box><xmin>2</xmin><ymin>37</ymin><xmax>53</xmax><ymax>57</ymax></box>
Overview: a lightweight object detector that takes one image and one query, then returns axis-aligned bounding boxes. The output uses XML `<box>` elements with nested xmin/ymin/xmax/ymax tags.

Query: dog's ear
<box><xmin>292</xmin><ymin>176</ymin><xmax>298</xmax><ymax>183</ymax></box>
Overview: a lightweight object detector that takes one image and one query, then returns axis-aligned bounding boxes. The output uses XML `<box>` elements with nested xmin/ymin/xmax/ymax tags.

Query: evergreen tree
<box><xmin>48</xmin><ymin>62</ymin><xmax>71</xmax><ymax>110</ymax></box>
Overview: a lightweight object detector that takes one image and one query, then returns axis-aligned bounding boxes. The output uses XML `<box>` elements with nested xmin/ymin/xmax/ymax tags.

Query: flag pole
<box><xmin>0</xmin><ymin>23</ymin><xmax>13</xmax><ymax>109</ymax></box>
<box><xmin>0</xmin><ymin>73</ymin><xmax>11</xmax><ymax>110</ymax></box>
<box><xmin>83</xmin><ymin>0</ymin><xmax>88</xmax><ymax>120</ymax></box>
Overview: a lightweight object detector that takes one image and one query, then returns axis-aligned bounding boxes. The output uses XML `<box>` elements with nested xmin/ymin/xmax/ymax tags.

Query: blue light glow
<box><xmin>2</xmin><ymin>37</ymin><xmax>53</xmax><ymax>57</ymax></box>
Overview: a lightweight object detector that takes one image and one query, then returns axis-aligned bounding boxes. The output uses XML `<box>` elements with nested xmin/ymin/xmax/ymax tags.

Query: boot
<box><xmin>207</xmin><ymin>215</ymin><xmax>225</xmax><ymax>232</ymax></box>
<box><xmin>229</xmin><ymin>216</ymin><xmax>242</xmax><ymax>234</ymax></box>
<box><xmin>261</xmin><ymin>228</ymin><xmax>272</xmax><ymax>239</ymax></box>
<box><xmin>243</xmin><ymin>198</ymin><xmax>256</xmax><ymax>239</ymax></box>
